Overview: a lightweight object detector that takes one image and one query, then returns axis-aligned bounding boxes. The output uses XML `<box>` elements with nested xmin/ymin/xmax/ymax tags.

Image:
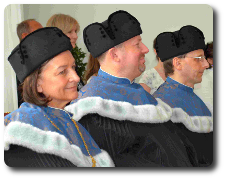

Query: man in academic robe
<box><xmin>153</xmin><ymin>25</ymin><xmax>213</xmax><ymax>166</ymax></box>
<box><xmin>66</xmin><ymin>11</ymin><xmax>201</xmax><ymax>167</ymax></box>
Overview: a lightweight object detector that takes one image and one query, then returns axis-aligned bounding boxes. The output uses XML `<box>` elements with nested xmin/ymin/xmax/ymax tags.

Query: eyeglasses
<box><xmin>185</xmin><ymin>55</ymin><xmax>206</xmax><ymax>62</ymax></box>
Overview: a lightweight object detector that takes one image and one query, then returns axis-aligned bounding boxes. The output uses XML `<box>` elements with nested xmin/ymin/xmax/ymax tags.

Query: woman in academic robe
<box><xmin>4</xmin><ymin>27</ymin><xmax>114</xmax><ymax>167</ymax></box>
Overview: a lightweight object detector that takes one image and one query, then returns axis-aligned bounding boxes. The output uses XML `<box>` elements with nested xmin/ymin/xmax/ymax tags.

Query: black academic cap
<box><xmin>8</xmin><ymin>27</ymin><xmax>72</xmax><ymax>83</ymax></box>
<box><xmin>83</xmin><ymin>10</ymin><xmax>142</xmax><ymax>58</ymax></box>
<box><xmin>155</xmin><ymin>25</ymin><xmax>205</xmax><ymax>62</ymax></box>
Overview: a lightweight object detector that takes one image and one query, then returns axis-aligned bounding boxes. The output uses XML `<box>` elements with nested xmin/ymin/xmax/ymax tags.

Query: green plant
<box><xmin>71</xmin><ymin>45</ymin><xmax>87</xmax><ymax>81</ymax></box>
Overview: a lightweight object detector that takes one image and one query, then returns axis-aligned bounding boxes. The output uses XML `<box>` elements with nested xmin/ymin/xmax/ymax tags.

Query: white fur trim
<box><xmin>65</xmin><ymin>97</ymin><xmax>172</xmax><ymax>123</ymax></box>
<box><xmin>65</xmin><ymin>97</ymin><xmax>213</xmax><ymax>133</ymax></box>
<box><xmin>171</xmin><ymin>108</ymin><xmax>213</xmax><ymax>133</ymax></box>
<box><xmin>4</xmin><ymin>121</ymin><xmax>114</xmax><ymax>167</ymax></box>
<box><xmin>94</xmin><ymin>150</ymin><xmax>115</xmax><ymax>167</ymax></box>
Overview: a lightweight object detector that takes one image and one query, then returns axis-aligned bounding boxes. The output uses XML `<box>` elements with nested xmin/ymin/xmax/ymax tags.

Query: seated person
<box><xmin>4</xmin><ymin>27</ymin><xmax>114</xmax><ymax>167</ymax></box>
<box><xmin>153</xmin><ymin>25</ymin><xmax>213</xmax><ymax>166</ymax></box>
<box><xmin>84</xmin><ymin>54</ymin><xmax>100</xmax><ymax>84</ymax></box>
<box><xmin>139</xmin><ymin>37</ymin><xmax>166</xmax><ymax>94</ymax></box>
<box><xmin>66</xmin><ymin>10</ymin><xmax>200</xmax><ymax>167</ymax></box>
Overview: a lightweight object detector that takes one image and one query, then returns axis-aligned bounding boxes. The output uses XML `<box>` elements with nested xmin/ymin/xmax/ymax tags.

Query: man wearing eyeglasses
<box><xmin>153</xmin><ymin>25</ymin><xmax>213</xmax><ymax>167</ymax></box>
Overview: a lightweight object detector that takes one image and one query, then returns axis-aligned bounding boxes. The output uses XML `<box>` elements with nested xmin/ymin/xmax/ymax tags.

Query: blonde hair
<box><xmin>46</xmin><ymin>14</ymin><xmax>80</xmax><ymax>34</ymax></box>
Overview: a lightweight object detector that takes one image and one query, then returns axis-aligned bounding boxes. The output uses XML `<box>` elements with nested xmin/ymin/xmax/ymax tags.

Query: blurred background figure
<box><xmin>205</xmin><ymin>42</ymin><xmax>213</xmax><ymax>69</ymax></box>
<box><xmin>194</xmin><ymin>41</ymin><xmax>213</xmax><ymax>114</ymax></box>
<box><xmin>46</xmin><ymin>14</ymin><xmax>79</xmax><ymax>48</ymax></box>
<box><xmin>139</xmin><ymin>38</ymin><xmax>166</xmax><ymax>94</ymax></box>
<box><xmin>16</xmin><ymin>19</ymin><xmax>43</xmax><ymax>107</ymax></box>
<box><xmin>17</xmin><ymin>19</ymin><xmax>43</xmax><ymax>41</ymax></box>
<box><xmin>84</xmin><ymin>54</ymin><xmax>100</xmax><ymax>84</ymax></box>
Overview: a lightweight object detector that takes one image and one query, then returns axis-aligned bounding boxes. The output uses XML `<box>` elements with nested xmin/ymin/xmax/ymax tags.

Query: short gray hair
<box><xmin>17</xmin><ymin>19</ymin><xmax>35</xmax><ymax>41</ymax></box>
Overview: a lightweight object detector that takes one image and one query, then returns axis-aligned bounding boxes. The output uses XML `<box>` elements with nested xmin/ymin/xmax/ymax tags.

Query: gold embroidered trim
<box><xmin>44</xmin><ymin>114</ymin><xmax>96</xmax><ymax>167</ymax></box>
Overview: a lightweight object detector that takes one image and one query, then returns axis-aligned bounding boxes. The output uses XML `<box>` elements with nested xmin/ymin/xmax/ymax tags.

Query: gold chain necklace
<box><xmin>44</xmin><ymin>113</ymin><xmax>96</xmax><ymax>167</ymax></box>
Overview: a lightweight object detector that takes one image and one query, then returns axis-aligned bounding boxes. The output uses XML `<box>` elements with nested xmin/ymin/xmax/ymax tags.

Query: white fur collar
<box><xmin>66</xmin><ymin>97</ymin><xmax>172</xmax><ymax>123</ymax></box>
<box><xmin>4</xmin><ymin>121</ymin><xmax>114</xmax><ymax>167</ymax></box>
<box><xmin>65</xmin><ymin>97</ymin><xmax>213</xmax><ymax>133</ymax></box>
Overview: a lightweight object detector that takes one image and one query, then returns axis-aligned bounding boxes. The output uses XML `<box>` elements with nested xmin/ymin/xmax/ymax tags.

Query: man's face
<box><xmin>118</xmin><ymin>35</ymin><xmax>149</xmax><ymax>81</ymax></box>
<box><xmin>180</xmin><ymin>49</ymin><xmax>209</xmax><ymax>87</ymax></box>
<box><xmin>28</xmin><ymin>21</ymin><xmax>43</xmax><ymax>33</ymax></box>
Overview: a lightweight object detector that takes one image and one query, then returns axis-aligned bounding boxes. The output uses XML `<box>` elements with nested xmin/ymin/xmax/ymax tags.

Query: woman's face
<box><xmin>66</xmin><ymin>24</ymin><xmax>78</xmax><ymax>48</ymax></box>
<box><xmin>37</xmin><ymin>50</ymin><xmax>80</xmax><ymax>109</ymax></box>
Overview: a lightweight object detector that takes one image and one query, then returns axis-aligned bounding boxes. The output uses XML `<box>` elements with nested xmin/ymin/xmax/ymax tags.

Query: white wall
<box><xmin>23</xmin><ymin>4</ymin><xmax>213</xmax><ymax>71</ymax></box>
<box><xmin>4</xmin><ymin>4</ymin><xmax>24</xmax><ymax>112</ymax></box>
<box><xmin>5</xmin><ymin>4</ymin><xmax>213</xmax><ymax>111</ymax></box>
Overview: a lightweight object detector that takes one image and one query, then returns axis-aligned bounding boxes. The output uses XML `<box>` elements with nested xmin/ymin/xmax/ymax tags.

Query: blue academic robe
<box><xmin>4</xmin><ymin>102</ymin><xmax>114</xmax><ymax>167</ymax></box>
<box><xmin>153</xmin><ymin>77</ymin><xmax>213</xmax><ymax>166</ymax></box>
<box><xmin>66</xmin><ymin>68</ymin><xmax>200</xmax><ymax>167</ymax></box>
<box><xmin>153</xmin><ymin>77</ymin><xmax>212</xmax><ymax>117</ymax></box>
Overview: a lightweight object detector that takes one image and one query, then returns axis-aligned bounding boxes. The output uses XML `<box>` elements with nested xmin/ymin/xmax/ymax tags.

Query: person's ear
<box><xmin>21</xmin><ymin>32</ymin><xmax>29</xmax><ymax>40</ymax></box>
<box><xmin>109</xmin><ymin>48</ymin><xmax>120</xmax><ymax>62</ymax></box>
<box><xmin>173</xmin><ymin>57</ymin><xmax>182</xmax><ymax>70</ymax></box>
